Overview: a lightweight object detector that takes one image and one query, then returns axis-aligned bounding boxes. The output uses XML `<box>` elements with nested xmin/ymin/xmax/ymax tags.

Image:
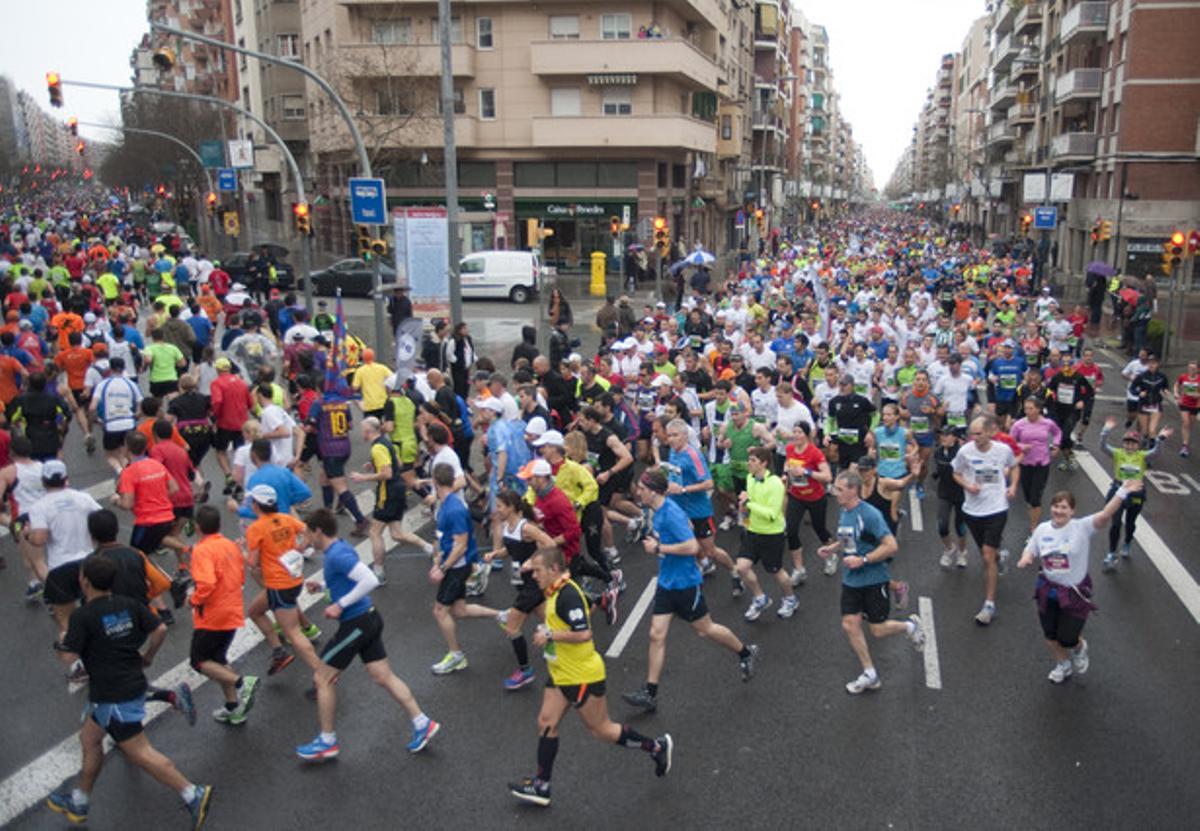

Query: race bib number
<box><xmin>1183</xmin><ymin>381</ymin><xmax>1199</xmax><ymax>397</ymax></box>
<box><xmin>879</xmin><ymin>443</ymin><xmax>902</xmax><ymax>461</ymax></box>
<box><xmin>854</xmin><ymin>383</ymin><xmax>868</xmax><ymax>396</ymax></box>
<box><xmin>1117</xmin><ymin>463</ymin><xmax>1141</xmax><ymax>481</ymax></box>
<box><xmin>838</xmin><ymin>427</ymin><xmax>860</xmax><ymax>444</ymax></box>
<box><xmin>280</xmin><ymin>549</ymin><xmax>305</xmax><ymax>579</ymax></box>
<box><xmin>1057</xmin><ymin>386</ymin><xmax>1075</xmax><ymax>406</ymax></box>
<box><xmin>837</xmin><ymin>526</ymin><xmax>856</xmax><ymax>556</ymax></box>
<box><xmin>1000</xmin><ymin>376</ymin><xmax>1017</xmax><ymax>389</ymax></box>
<box><xmin>975</xmin><ymin>464</ymin><xmax>1001</xmax><ymax>485</ymax></box>
<box><xmin>910</xmin><ymin>415</ymin><xmax>930</xmax><ymax>433</ymax></box>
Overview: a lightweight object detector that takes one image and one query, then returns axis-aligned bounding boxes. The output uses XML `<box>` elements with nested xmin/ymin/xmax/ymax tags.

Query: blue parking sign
<box><xmin>1033</xmin><ymin>206</ymin><xmax>1057</xmax><ymax>229</ymax></box>
<box><xmin>349</xmin><ymin>177</ymin><xmax>387</xmax><ymax>225</ymax></box>
<box><xmin>217</xmin><ymin>169</ymin><xmax>238</xmax><ymax>192</ymax></box>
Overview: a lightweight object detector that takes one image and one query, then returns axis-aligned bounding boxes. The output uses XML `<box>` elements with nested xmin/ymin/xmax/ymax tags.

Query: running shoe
<box><xmin>169</xmin><ymin>574</ymin><xmax>192</xmax><ymax>609</ymax></box>
<box><xmin>296</xmin><ymin>736</ymin><xmax>340</xmax><ymax>761</ymax></box>
<box><xmin>823</xmin><ymin>553</ymin><xmax>838</xmax><ymax>576</ymax></box>
<box><xmin>939</xmin><ymin>549</ymin><xmax>954</xmax><ymax>569</ymax></box>
<box><xmin>46</xmin><ymin>790</ymin><xmax>88</xmax><ymax>824</ymax></box>
<box><xmin>915</xmin><ymin>483</ymin><xmax>926</xmax><ymax>501</ymax></box>
<box><xmin>200</xmin><ymin>480</ymin><xmax>212</xmax><ymax>504</ymax></box>
<box><xmin>213</xmin><ymin>706</ymin><xmax>243</xmax><ymax>725</ymax></box>
<box><xmin>236</xmin><ymin>676</ymin><xmax>260</xmax><ymax>717</ymax></box>
<box><xmin>609</xmin><ymin>568</ymin><xmax>625</xmax><ymax>593</ymax></box>
<box><xmin>65</xmin><ymin>660</ymin><xmax>89</xmax><ymax>684</ymax></box>
<box><xmin>1120</xmin><ymin>541</ymin><xmax>1132</xmax><ymax>560</ymax></box>
<box><xmin>776</xmin><ymin>595</ymin><xmax>799</xmax><ymax>619</ymax></box>
<box><xmin>183</xmin><ymin>518</ymin><xmax>195</xmax><ymax>537</ymax></box>
<box><xmin>623</xmin><ymin>513</ymin><xmax>644</xmax><ymax>543</ymax></box>
<box><xmin>1071</xmin><ymin>639</ymin><xmax>1089</xmax><ymax>675</ymax></box>
<box><xmin>157</xmin><ymin>607</ymin><xmax>175</xmax><ymax>626</ymax></box>
<box><xmin>907</xmin><ymin>614</ymin><xmax>926</xmax><ymax>652</ymax></box>
<box><xmin>222</xmin><ymin>475</ymin><xmax>235</xmax><ymax>496</ymax></box>
<box><xmin>622</xmin><ymin>687</ymin><xmax>658</xmax><ymax>712</ymax></box>
<box><xmin>700</xmin><ymin>558</ymin><xmax>717</xmax><ymax>576</ymax></box>
<box><xmin>731</xmin><ymin>573</ymin><xmax>745</xmax><ymax>597</ymax></box>
<box><xmin>743</xmin><ymin>595</ymin><xmax>772</xmax><ymax>621</ymax></box>
<box><xmin>997</xmin><ymin>548</ymin><xmax>1011</xmax><ymax>576</ymax></box>
<box><xmin>185</xmin><ymin>784</ymin><xmax>214</xmax><ymax>830</ymax></box>
<box><xmin>407</xmin><ymin>719</ymin><xmax>441</xmax><ymax>752</ymax></box>
<box><xmin>893</xmin><ymin>581</ymin><xmax>910</xmax><ymax>611</ymax></box>
<box><xmin>974</xmin><ymin>603</ymin><xmax>996</xmax><ymax>626</ymax></box>
<box><xmin>509</xmin><ymin>776</ymin><xmax>551</xmax><ymax>807</ymax></box>
<box><xmin>352</xmin><ymin>519</ymin><xmax>370</xmax><ymax>538</ymax></box>
<box><xmin>301</xmin><ymin>623</ymin><xmax>322</xmax><ymax>641</ymax></box>
<box><xmin>24</xmin><ymin>581</ymin><xmax>44</xmax><ymax>602</ymax></box>
<box><xmin>652</xmin><ymin>734</ymin><xmax>674</xmax><ymax>777</ymax></box>
<box><xmin>718</xmin><ymin>514</ymin><xmax>735</xmax><ymax>531</ymax></box>
<box><xmin>955</xmin><ymin>546</ymin><xmax>969</xmax><ymax>568</ymax></box>
<box><xmin>1102</xmin><ymin>552</ymin><xmax>1117</xmax><ymax>572</ymax></box>
<box><xmin>503</xmin><ymin>667</ymin><xmax>536</xmax><ymax>691</ymax></box>
<box><xmin>1182</xmin><ymin>445</ymin><xmax>1191</xmax><ymax>458</ymax></box>
<box><xmin>845</xmin><ymin>671</ymin><xmax>882</xmax><ymax>694</ymax></box>
<box><xmin>790</xmin><ymin>566</ymin><xmax>808</xmax><ymax>587</ymax></box>
<box><xmin>84</xmin><ymin>434</ymin><xmax>95</xmax><ymax>454</ymax></box>
<box><xmin>431</xmin><ymin>651</ymin><xmax>468</xmax><ymax>675</ymax></box>
<box><xmin>268</xmin><ymin>648</ymin><xmax>295</xmax><ymax>676</ymax></box>
<box><xmin>739</xmin><ymin>643</ymin><xmax>760</xmax><ymax>682</ymax></box>
<box><xmin>606</xmin><ymin>546</ymin><xmax>621</xmax><ymax>566</ymax></box>
<box><xmin>372</xmin><ymin>564</ymin><xmax>387</xmax><ymax>585</ymax></box>
<box><xmin>1047</xmin><ymin>661</ymin><xmax>1073</xmax><ymax>684</ymax></box>
<box><xmin>173</xmin><ymin>682</ymin><xmax>196</xmax><ymax>727</ymax></box>
<box><xmin>603</xmin><ymin>586</ymin><xmax>620</xmax><ymax>626</ymax></box>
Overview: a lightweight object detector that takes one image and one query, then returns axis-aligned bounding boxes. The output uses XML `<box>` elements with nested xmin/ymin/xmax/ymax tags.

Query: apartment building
<box><xmin>137</xmin><ymin>0</ymin><xmax>239</xmax><ymax>101</ymax></box>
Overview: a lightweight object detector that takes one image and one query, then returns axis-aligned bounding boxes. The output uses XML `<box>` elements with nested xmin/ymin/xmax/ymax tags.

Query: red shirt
<box><xmin>1178</xmin><ymin>372</ymin><xmax>1200</xmax><ymax>409</ymax></box>
<box><xmin>993</xmin><ymin>431</ymin><xmax>1023</xmax><ymax>461</ymax></box>
<box><xmin>785</xmin><ymin>441</ymin><xmax>828</xmax><ymax>501</ymax></box>
<box><xmin>1077</xmin><ymin>362</ymin><xmax>1104</xmax><ymax>390</ymax></box>
<box><xmin>150</xmin><ymin>441</ymin><xmax>195</xmax><ymax>509</ymax></box>
<box><xmin>118</xmin><ymin>457</ymin><xmax>177</xmax><ymax>526</ymax></box>
<box><xmin>209</xmin><ymin>373</ymin><xmax>252</xmax><ymax>431</ymax></box>
<box><xmin>533</xmin><ymin>486</ymin><xmax>581</xmax><ymax>562</ymax></box>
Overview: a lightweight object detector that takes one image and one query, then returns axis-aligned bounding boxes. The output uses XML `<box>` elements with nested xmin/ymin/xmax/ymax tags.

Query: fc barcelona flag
<box><xmin>324</xmin><ymin>288</ymin><xmax>356</xmax><ymax>398</ymax></box>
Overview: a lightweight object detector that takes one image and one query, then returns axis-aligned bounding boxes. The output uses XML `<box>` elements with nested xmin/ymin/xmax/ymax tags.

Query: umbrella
<box><xmin>1085</xmin><ymin>260</ymin><xmax>1117</xmax><ymax>277</ymax></box>
<box><xmin>682</xmin><ymin>248</ymin><xmax>715</xmax><ymax>267</ymax></box>
<box><xmin>626</xmin><ymin>243</ymin><xmax>645</xmax><ymax>252</ymax></box>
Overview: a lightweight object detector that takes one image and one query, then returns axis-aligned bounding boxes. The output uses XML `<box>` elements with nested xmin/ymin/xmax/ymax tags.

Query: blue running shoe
<box><xmin>46</xmin><ymin>791</ymin><xmax>87</xmax><ymax>825</ymax></box>
<box><xmin>185</xmin><ymin>784</ymin><xmax>213</xmax><ymax>830</ymax></box>
<box><xmin>915</xmin><ymin>483</ymin><xmax>926</xmax><ymax>501</ymax></box>
<box><xmin>407</xmin><ymin>719</ymin><xmax>441</xmax><ymax>753</ymax></box>
<box><xmin>296</xmin><ymin>735</ymin><xmax>340</xmax><ymax>761</ymax></box>
<box><xmin>173</xmin><ymin>682</ymin><xmax>196</xmax><ymax>727</ymax></box>
<box><xmin>503</xmin><ymin>667</ymin><xmax>536</xmax><ymax>691</ymax></box>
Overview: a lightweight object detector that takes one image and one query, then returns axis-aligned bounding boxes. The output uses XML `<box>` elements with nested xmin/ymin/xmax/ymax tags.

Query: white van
<box><xmin>458</xmin><ymin>250</ymin><xmax>541</xmax><ymax>303</ymax></box>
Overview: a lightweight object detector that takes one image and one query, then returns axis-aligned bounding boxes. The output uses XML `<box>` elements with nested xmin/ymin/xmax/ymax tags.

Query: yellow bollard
<box><xmin>590</xmin><ymin>251</ymin><xmax>607</xmax><ymax>297</ymax></box>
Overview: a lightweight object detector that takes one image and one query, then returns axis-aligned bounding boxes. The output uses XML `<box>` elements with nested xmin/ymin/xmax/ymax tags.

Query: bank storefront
<box><xmin>516</xmin><ymin>200</ymin><xmax>638</xmax><ymax>273</ymax></box>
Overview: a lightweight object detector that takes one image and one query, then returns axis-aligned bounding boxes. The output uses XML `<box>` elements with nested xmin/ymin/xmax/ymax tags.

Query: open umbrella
<box><xmin>682</xmin><ymin>248</ymin><xmax>715</xmax><ymax>267</ymax></box>
<box><xmin>1085</xmin><ymin>260</ymin><xmax>1117</xmax><ymax>277</ymax></box>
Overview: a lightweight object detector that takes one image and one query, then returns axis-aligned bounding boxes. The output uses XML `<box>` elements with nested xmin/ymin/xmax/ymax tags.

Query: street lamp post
<box><xmin>438</xmin><ymin>0</ymin><xmax>463</xmax><ymax>326</ymax></box>
<box><xmin>149</xmin><ymin>21</ymin><xmax>387</xmax><ymax>351</ymax></box>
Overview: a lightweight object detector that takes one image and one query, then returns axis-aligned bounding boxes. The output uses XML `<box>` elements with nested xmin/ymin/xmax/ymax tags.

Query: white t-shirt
<box><xmin>1045</xmin><ymin>320</ymin><xmax>1073</xmax><ymax>352</ymax></box>
<box><xmin>93</xmin><ymin>375</ymin><xmax>143</xmax><ymax>432</ymax></box>
<box><xmin>774</xmin><ymin>401</ymin><xmax>815</xmax><ymax>453</ymax></box>
<box><xmin>29</xmin><ymin>488</ymin><xmax>103</xmax><ymax>569</ymax></box>
<box><xmin>934</xmin><ymin>372</ymin><xmax>974</xmax><ymax>421</ymax></box>
<box><xmin>1029</xmin><ymin>516</ymin><xmax>1095</xmax><ymax>587</ymax></box>
<box><xmin>952</xmin><ymin>440</ymin><xmax>1016</xmax><ymax>517</ymax></box>
<box><xmin>259</xmin><ymin>403</ymin><xmax>296</xmax><ymax>465</ymax></box>
<box><xmin>429</xmin><ymin>445</ymin><xmax>463</xmax><ymax>479</ymax></box>
<box><xmin>232</xmin><ymin>444</ymin><xmax>258</xmax><ymax>484</ymax></box>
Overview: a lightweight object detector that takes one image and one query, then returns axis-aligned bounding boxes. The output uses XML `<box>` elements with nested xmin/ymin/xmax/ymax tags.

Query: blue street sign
<box><xmin>349</xmin><ymin>177</ymin><xmax>387</xmax><ymax>225</ymax></box>
<box><xmin>217</xmin><ymin>168</ymin><xmax>238</xmax><ymax>192</ymax></box>
<box><xmin>1033</xmin><ymin>206</ymin><xmax>1057</xmax><ymax>230</ymax></box>
<box><xmin>735</xmin><ymin>209</ymin><xmax>746</xmax><ymax>229</ymax></box>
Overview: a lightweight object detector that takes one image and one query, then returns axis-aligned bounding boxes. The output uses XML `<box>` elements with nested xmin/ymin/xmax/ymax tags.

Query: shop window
<box><xmin>550</xmin><ymin>87</ymin><xmax>581</xmax><ymax>116</ymax></box>
<box><xmin>601</xmin><ymin>14</ymin><xmax>632</xmax><ymax>40</ymax></box>
<box><xmin>557</xmin><ymin>163</ymin><xmax>597</xmax><ymax>188</ymax></box>
<box><xmin>597</xmin><ymin>162</ymin><xmax>637</xmax><ymax>187</ymax></box>
<box><xmin>515</xmin><ymin>162</ymin><xmax>556</xmax><ymax>187</ymax></box>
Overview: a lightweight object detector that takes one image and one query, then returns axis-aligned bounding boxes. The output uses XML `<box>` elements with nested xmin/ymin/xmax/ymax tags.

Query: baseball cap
<box><xmin>525</xmin><ymin>416</ymin><xmax>547</xmax><ymax>437</ymax></box>
<box><xmin>517</xmin><ymin>458</ymin><xmax>553</xmax><ymax>480</ymax></box>
<box><xmin>476</xmin><ymin>397</ymin><xmax>504</xmax><ymax>414</ymax></box>
<box><xmin>650</xmin><ymin>375</ymin><xmax>673</xmax><ymax>388</ymax></box>
<box><xmin>214</xmin><ymin>357</ymin><xmax>232</xmax><ymax>371</ymax></box>
<box><xmin>249</xmin><ymin>484</ymin><xmax>278</xmax><ymax>506</ymax></box>
<box><xmin>42</xmin><ymin>460</ymin><xmax>68</xmax><ymax>482</ymax></box>
<box><xmin>533</xmin><ymin>429</ymin><xmax>564</xmax><ymax>447</ymax></box>
<box><xmin>231</xmin><ymin>282</ymin><xmax>246</xmax><ymax>291</ymax></box>
<box><xmin>94</xmin><ymin>359</ymin><xmax>110</xmax><ymax>372</ymax></box>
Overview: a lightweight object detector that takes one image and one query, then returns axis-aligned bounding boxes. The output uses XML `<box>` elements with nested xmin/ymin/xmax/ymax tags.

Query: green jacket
<box><xmin>746</xmin><ymin>472</ymin><xmax>785</xmax><ymax>535</ymax></box>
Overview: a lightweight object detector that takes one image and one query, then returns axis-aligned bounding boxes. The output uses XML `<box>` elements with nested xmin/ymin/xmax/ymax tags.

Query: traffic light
<box><xmin>1099</xmin><ymin>220</ymin><xmax>1113</xmax><ymax>242</ymax></box>
<box><xmin>152</xmin><ymin>47</ymin><xmax>176</xmax><ymax>71</ymax></box>
<box><xmin>292</xmin><ymin>201</ymin><xmax>311</xmax><ymax>236</ymax></box>
<box><xmin>652</xmin><ymin>216</ymin><xmax>669</xmax><ymax>253</ymax></box>
<box><xmin>754</xmin><ymin>208</ymin><xmax>766</xmax><ymax>235</ymax></box>
<box><xmin>206</xmin><ymin>191</ymin><xmax>217</xmax><ymax>216</ymax></box>
<box><xmin>357</xmin><ymin>225</ymin><xmax>373</xmax><ymax>258</ymax></box>
<box><xmin>1090</xmin><ymin>219</ymin><xmax>1102</xmax><ymax>244</ymax></box>
<box><xmin>66</xmin><ymin>117</ymin><xmax>78</xmax><ymax>136</ymax></box>
<box><xmin>610</xmin><ymin>216</ymin><xmax>621</xmax><ymax>239</ymax></box>
<box><xmin>1021</xmin><ymin>213</ymin><xmax>1033</xmax><ymax>236</ymax></box>
<box><xmin>75</xmin><ymin>141</ymin><xmax>85</xmax><ymax>156</ymax></box>
<box><xmin>952</xmin><ymin>203</ymin><xmax>961</xmax><ymax>215</ymax></box>
<box><xmin>370</xmin><ymin>238</ymin><xmax>388</xmax><ymax>257</ymax></box>
<box><xmin>47</xmin><ymin>72</ymin><xmax>63</xmax><ymax>108</ymax></box>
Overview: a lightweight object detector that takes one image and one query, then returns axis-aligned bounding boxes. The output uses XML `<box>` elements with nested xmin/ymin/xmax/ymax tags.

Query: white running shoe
<box><xmin>1071</xmin><ymin>639</ymin><xmax>1089</xmax><ymax>675</ymax></box>
<box><xmin>776</xmin><ymin>595</ymin><xmax>799</xmax><ymax>618</ymax></box>
<box><xmin>845</xmin><ymin>670</ymin><xmax>882</xmax><ymax>694</ymax></box>
<box><xmin>939</xmin><ymin>548</ymin><xmax>954</xmax><ymax>569</ymax></box>
<box><xmin>790</xmin><ymin>567</ymin><xmax>808</xmax><ymax>587</ymax></box>
<box><xmin>974</xmin><ymin>603</ymin><xmax>996</xmax><ymax>626</ymax></box>
<box><xmin>955</xmin><ymin>547</ymin><xmax>968</xmax><ymax>569</ymax></box>
<box><xmin>1047</xmin><ymin>661</ymin><xmax>1073</xmax><ymax>684</ymax></box>
<box><xmin>743</xmin><ymin>595</ymin><xmax>772</xmax><ymax>621</ymax></box>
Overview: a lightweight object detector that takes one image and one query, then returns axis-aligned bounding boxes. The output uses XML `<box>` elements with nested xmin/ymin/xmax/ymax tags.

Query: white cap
<box><xmin>650</xmin><ymin>374</ymin><xmax>673</xmax><ymax>388</ymax></box>
<box><xmin>231</xmin><ymin>282</ymin><xmax>246</xmax><ymax>291</ymax></box>
<box><xmin>94</xmin><ymin>359</ymin><xmax>110</xmax><ymax>372</ymax></box>
<box><xmin>525</xmin><ymin>416</ymin><xmax>547</xmax><ymax>436</ymax></box>
<box><xmin>84</xmin><ymin>312</ymin><xmax>97</xmax><ymax>323</ymax></box>
<box><xmin>477</xmin><ymin>397</ymin><xmax>504</xmax><ymax>414</ymax></box>
<box><xmin>533</xmin><ymin>429</ymin><xmax>564</xmax><ymax>447</ymax></box>
<box><xmin>526</xmin><ymin>459</ymin><xmax>553</xmax><ymax>477</ymax></box>
<box><xmin>249</xmin><ymin>484</ymin><xmax>277</xmax><ymax>506</ymax></box>
<box><xmin>568</xmin><ymin>352</ymin><xmax>583</xmax><ymax>364</ymax></box>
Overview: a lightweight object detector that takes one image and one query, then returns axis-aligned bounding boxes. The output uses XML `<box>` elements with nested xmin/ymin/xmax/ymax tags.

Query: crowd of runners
<box><xmin>3</xmin><ymin>186</ymin><xmax>1199</xmax><ymax>826</ymax></box>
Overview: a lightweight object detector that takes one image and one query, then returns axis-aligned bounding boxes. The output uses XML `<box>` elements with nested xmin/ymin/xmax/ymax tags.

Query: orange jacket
<box><xmin>190</xmin><ymin>533</ymin><xmax>245</xmax><ymax>631</ymax></box>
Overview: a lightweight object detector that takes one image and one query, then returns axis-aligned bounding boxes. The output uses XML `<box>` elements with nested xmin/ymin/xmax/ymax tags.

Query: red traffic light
<box><xmin>293</xmin><ymin>202</ymin><xmax>310</xmax><ymax>217</ymax></box>
<box><xmin>46</xmin><ymin>72</ymin><xmax>60</xmax><ymax>86</ymax></box>
<box><xmin>652</xmin><ymin>216</ymin><xmax>666</xmax><ymax>231</ymax></box>
<box><xmin>206</xmin><ymin>192</ymin><xmax>217</xmax><ymax>205</ymax></box>
<box><xmin>75</xmin><ymin>141</ymin><xmax>85</xmax><ymax>155</ymax></box>
<box><xmin>1170</xmin><ymin>231</ymin><xmax>1185</xmax><ymax>247</ymax></box>
<box><xmin>47</xmin><ymin>72</ymin><xmax>63</xmax><ymax>107</ymax></box>
<box><xmin>1022</xmin><ymin>213</ymin><xmax>1033</xmax><ymax>225</ymax></box>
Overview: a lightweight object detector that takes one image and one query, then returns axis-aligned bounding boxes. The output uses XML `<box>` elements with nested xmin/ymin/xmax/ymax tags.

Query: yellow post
<box><xmin>590</xmin><ymin>251</ymin><xmax>606</xmax><ymax>297</ymax></box>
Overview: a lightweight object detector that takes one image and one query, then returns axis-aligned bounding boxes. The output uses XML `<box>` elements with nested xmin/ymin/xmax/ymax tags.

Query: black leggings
<box><xmin>937</xmin><ymin>498</ymin><xmax>967</xmax><ymax>538</ymax></box>
<box><xmin>1038</xmin><ymin>597</ymin><xmax>1086</xmax><ymax>648</ymax></box>
<box><xmin>580</xmin><ymin>501</ymin><xmax>609</xmax><ymax>571</ymax></box>
<box><xmin>1106</xmin><ymin>482</ymin><xmax>1144</xmax><ymax>549</ymax></box>
<box><xmin>1051</xmin><ymin>407</ymin><xmax>1080</xmax><ymax>451</ymax></box>
<box><xmin>785</xmin><ymin>494</ymin><xmax>831</xmax><ymax>550</ymax></box>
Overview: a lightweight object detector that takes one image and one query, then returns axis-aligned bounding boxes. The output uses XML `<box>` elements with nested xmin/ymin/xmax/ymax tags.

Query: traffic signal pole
<box><xmin>438</xmin><ymin>0</ymin><xmax>463</xmax><ymax>327</ymax></box>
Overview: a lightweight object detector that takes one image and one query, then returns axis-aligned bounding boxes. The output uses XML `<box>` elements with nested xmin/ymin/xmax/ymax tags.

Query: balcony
<box><xmin>992</xmin><ymin>0</ymin><xmax>1017</xmax><ymax>36</ymax></box>
<box><xmin>663</xmin><ymin>0</ymin><xmax>724</xmax><ymax>31</ymax></box>
<box><xmin>530</xmin><ymin>115</ymin><xmax>715</xmax><ymax>153</ymax></box>
<box><xmin>986</xmin><ymin>120</ymin><xmax>1015</xmax><ymax>146</ymax></box>
<box><xmin>338</xmin><ymin>42</ymin><xmax>475</xmax><ymax>77</ymax></box>
<box><xmin>1050</xmin><ymin>131</ymin><xmax>1097</xmax><ymax>161</ymax></box>
<box><xmin>1013</xmin><ymin>56</ymin><xmax>1040</xmax><ymax>80</ymax></box>
<box><xmin>990</xmin><ymin>82</ymin><xmax>1017</xmax><ymax>110</ymax></box>
<box><xmin>1007</xmin><ymin>101</ymin><xmax>1036</xmax><ymax>125</ymax></box>
<box><xmin>1014</xmin><ymin>1</ymin><xmax>1042</xmax><ymax>34</ymax></box>
<box><xmin>992</xmin><ymin>32</ymin><xmax>1019</xmax><ymax>72</ymax></box>
<box><xmin>530</xmin><ymin>38</ymin><xmax>718</xmax><ymax>90</ymax></box>
<box><xmin>1061</xmin><ymin>2</ymin><xmax>1108</xmax><ymax>45</ymax></box>
<box><xmin>1055</xmin><ymin>67</ymin><xmax>1102</xmax><ymax>103</ymax></box>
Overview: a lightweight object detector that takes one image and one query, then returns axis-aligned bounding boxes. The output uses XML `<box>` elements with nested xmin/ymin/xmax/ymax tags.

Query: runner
<box><xmin>209</xmin><ymin>357</ymin><xmax>253</xmax><ymax>492</ymax></box>
<box><xmin>0</xmin><ymin>435</ymin><xmax>47</xmax><ymax>600</ymax></box>
<box><xmin>353</xmin><ymin>417</ymin><xmax>432</xmax><ymax>583</ymax></box>
<box><xmin>1175</xmin><ymin>358</ymin><xmax>1200</xmax><ymax>457</ymax></box>
<box><xmin>1096</xmin><ymin>416</ymin><xmax>1171</xmax><ymax>570</ymax></box>
<box><xmin>296</xmin><ymin>508</ymin><xmax>441</xmax><ymax>761</ymax></box>
<box><xmin>622</xmin><ymin>469</ymin><xmax>759</xmax><ymax>714</ymax></box>
<box><xmin>1009</xmin><ymin>396</ymin><xmax>1061</xmax><ymax>532</ymax></box>
<box><xmin>90</xmin><ymin>356</ymin><xmax>142</xmax><ymax>475</ymax></box>
<box><xmin>783</xmin><ymin>421</ymin><xmax>835</xmax><ymax>580</ymax></box>
<box><xmin>736</xmin><ymin>447</ymin><xmax>797</xmax><ymax>620</ymax></box>
<box><xmin>508</xmin><ymin>546</ymin><xmax>672</xmax><ymax>807</ymax></box>
<box><xmin>932</xmin><ymin>426</ymin><xmax>969</xmax><ymax>568</ymax></box>
<box><xmin>306</xmin><ymin>389</ymin><xmax>368</xmax><ymax>534</ymax></box>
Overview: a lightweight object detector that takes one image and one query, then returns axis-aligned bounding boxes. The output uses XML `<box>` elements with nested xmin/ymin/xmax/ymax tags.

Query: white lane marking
<box><xmin>918</xmin><ymin>595</ymin><xmax>941</xmax><ymax>690</ymax></box>
<box><xmin>908</xmin><ymin>487</ymin><xmax>924</xmax><ymax>533</ymax></box>
<box><xmin>604</xmin><ymin>577</ymin><xmax>657</xmax><ymax>659</ymax></box>
<box><xmin>1076</xmin><ymin>450</ymin><xmax>1200</xmax><ymax>624</ymax></box>
<box><xmin>1094</xmin><ymin>394</ymin><xmax>1127</xmax><ymax>403</ymax></box>
<box><xmin>0</xmin><ymin>478</ymin><xmax>116</xmax><ymax>540</ymax></box>
<box><xmin>0</xmin><ymin>490</ymin><xmax>428</xmax><ymax>827</ymax></box>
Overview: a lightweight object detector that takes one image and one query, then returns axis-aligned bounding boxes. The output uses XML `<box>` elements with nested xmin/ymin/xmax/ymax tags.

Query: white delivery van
<box><xmin>458</xmin><ymin>250</ymin><xmax>541</xmax><ymax>303</ymax></box>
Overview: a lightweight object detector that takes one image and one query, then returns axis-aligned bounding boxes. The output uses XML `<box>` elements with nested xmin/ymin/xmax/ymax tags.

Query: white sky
<box><xmin>0</xmin><ymin>0</ymin><xmax>988</xmax><ymax>189</ymax></box>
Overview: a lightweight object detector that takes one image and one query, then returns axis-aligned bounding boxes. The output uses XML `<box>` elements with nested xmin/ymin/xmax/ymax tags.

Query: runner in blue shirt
<box><xmin>986</xmin><ymin>341</ymin><xmax>1028</xmax><ymax>429</ymax></box>
<box><xmin>621</xmin><ymin>469</ymin><xmax>759</xmax><ymax>714</ymax></box>
<box><xmin>819</xmin><ymin>469</ymin><xmax>925</xmax><ymax>695</ymax></box>
<box><xmin>295</xmin><ymin>509</ymin><xmax>440</xmax><ymax>761</ymax></box>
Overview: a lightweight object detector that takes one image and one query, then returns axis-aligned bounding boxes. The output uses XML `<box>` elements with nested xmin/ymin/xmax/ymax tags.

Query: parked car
<box><xmin>458</xmin><ymin>250</ymin><xmax>541</xmax><ymax>303</ymax></box>
<box><xmin>221</xmin><ymin>244</ymin><xmax>296</xmax><ymax>290</ymax></box>
<box><xmin>308</xmin><ymin>258</ymin><xmax>397</xmax><ymax>298</ymax></box>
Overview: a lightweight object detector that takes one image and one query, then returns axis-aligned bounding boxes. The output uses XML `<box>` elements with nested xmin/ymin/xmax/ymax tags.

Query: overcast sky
<box><xmin>1</xmin><ymin>0</ymin><xmax>986</xmax><ymax>189</ymax></box>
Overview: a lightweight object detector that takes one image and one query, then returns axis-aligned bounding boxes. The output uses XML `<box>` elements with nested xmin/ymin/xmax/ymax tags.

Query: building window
<box><xmin>601</xmin><ymin>13</ymin><xmax>632</xmax><ymax>40</ymax></box>
<box><xmin>602</xmin><ymin>88</ymin><xmax>632</xmax><ymax>116</ymax></box>
<box><xmin>282</xmin><ymin>95</ymin><xmax>305</xmax><ymax>119</ymax></box>
<box><xmin>242</xmin><ymin>86</ymin><xmax>251</xmax><ymax>111</ymax></box>
<box><xmin>596</xmin><ymin>161</ymin><xmax>637</xmax><ymax>187</ymax></box>
<box><xmin>437</xmin><ymin>88</ymin><xmax>466</xmax><ymax>115</ymax></box>
<box><xmin>479</xmin><ymin>88</ymin><xmax>496</xmax><ymax>120</ymax></box>
<box><xmin>549</xmin><ymin>15</ymin><xmax>579</xmax><ymax>40</ymax></box>
<box><xmin>459</xmin><ymin>161</ymin><xmax>497</xmax><ymax>187</ymax></box>
<box><xmin>557</xmin><ymin>162</ymin><xmax>597</xmax><ymax>187</ymax></box>
<box><xmin>431</xmin><ymin>16</ymin><xmax>464</xmax><ymax>44</ymax></box>
<box><xmin>277</xmin><ymin>34</ymin><xmax>299</xmax><ymax>59</ymax></box>
<box><xmin>514</xmin><ymin>162</ymin><xmax>556</xmax><ymax>187</ymax></box>
<box><xmin>238</xmin><ymin>38</ymin><xmax>247</xmax><ymax>70</ymax></box>
<box><xmin>372</xmin><ymin>19</ymin><xmax>411</xmax><ymax>45</ymax></box>
<box><xmin>721</xmin><ymin>114</ymin><xmax>733</xmax><ymax>140</ymax></box>
<box><xmin>234</xmin><ymin>0</ymin><xmax>243</xmax><ymax>23</ymax></box>
<box><xmin>550</xmin><ymin>87</ymin><xmax>581</xmax><ymax>116</ymax></box>
<box><xmin>477</xmin><ymin>17</ymin><xmax>493</xmax><ymax>48</ymax></box>
<box><xmin>377</xmin><ymin>88</ymin><xmax>413</xmax><ymax>116</ymax></box>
